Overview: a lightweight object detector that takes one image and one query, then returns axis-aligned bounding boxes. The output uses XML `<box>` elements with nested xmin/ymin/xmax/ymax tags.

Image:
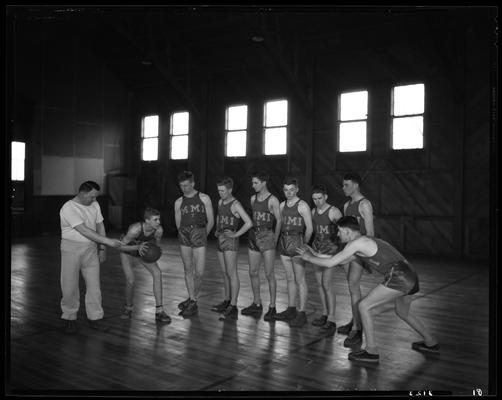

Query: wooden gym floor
<box><xmin>8</xmin><ymin>235</ymin><xmax>493</xmax><ymax>395</ymax></box>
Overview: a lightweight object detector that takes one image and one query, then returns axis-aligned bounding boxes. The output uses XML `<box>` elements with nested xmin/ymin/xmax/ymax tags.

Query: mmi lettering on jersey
<box><xmin>219</xmin><ymin>215</ymin><xmax>235</xmax><ymax>225</ymax></box>
<box><xmin>254</xmin><ymin>211</ymin><xmax>271</xmax><ymax>223</ymax></box>
<box><xmin>316</xmin><ymin>225</ymin><xmax>330</xmax><ymax>235</ymax></box>
<box><xmin>285</xmin><ymin>216</ymin><xmax>303</xmax><ymax>226</ymax></box>
<box><xmin>181</xmin><ymin>204</ymin><xmax>205</xmax><ymax>217</ymax></box>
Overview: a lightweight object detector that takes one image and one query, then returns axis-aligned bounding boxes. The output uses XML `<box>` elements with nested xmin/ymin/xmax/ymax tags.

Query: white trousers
<box><xmin>60</xmin><ymin>239</ymin><xmax>103</xmax><ymax>321</ymax></box>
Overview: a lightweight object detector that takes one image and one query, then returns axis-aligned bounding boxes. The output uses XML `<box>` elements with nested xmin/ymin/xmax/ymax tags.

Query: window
<box><xmin>392</xmin><ymin>83</ymin><xmax>424</xmax><ymax>149</ymax></box>
<box><xmin>170</xmin><ymin>111</ymin><xmax>189</xmax><ymax>160</ymax></box>
<box><xmin>141</xmin><ymin>115</ymin><xmax>159</xmax><ymax>161</ymax></box>
<box><xmin>225</xmin><ymin>105</ymin><xmax>247</xmax><ymax>157</ymax></box>
<box><xmin>11</xmin><ymin>141</ymin><xmax>25</xmax><ymax>181</ymax></box>
<box><xmin>338</xmin><ymin>90</ymin><xmax>368</xmax><ymax>152</ymax></box>
<box><xmin>264</xmin><ymin>99</ymin><xmax>288</xmax><ymax>155</ymax></box>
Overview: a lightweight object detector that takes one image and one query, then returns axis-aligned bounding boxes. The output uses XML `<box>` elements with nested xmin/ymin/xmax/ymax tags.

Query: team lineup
<box><xmin>59</xmin><ymin>171</ymin><xmax>439</xmax><ymax>364</ymax></box>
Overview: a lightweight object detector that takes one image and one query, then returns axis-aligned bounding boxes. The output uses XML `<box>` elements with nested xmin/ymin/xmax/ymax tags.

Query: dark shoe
<box><xmin>412</xmin><ymin>341</ymin><xmax>440</xmax><ymax>353</ymax></box>
<box><xmin>219</xmin><ymin>305</ymin><xmax>238</xmax><ymax>321</ymax></box>
<box><xmin>180</xmin><ymin>300</ymin><xmax>198</xmax><ymax>317</ymax></box>
<box><xmin>343</xmin><ymin>330</ymin><xmax>363</xmax><ymax>347</ymax></box>
<box><xmin>241</xmin><ymin>303</ymin><xmax>263</xmax><ymax>315</ymax></box>
<box><xmin>289</xmin><ymin>311</ymin><xmax>307</xmax><ymax>327</ymax></box>
<box><xmin>348</xmin><ymin>350</ymin><xmax>379</xmax><ymax>363</ymax></box>
<box><xmin>120</xmin><ymin>305</ymin><xmax>133</xmax><ymax>320</ymax></box>
<box><xmin>89</xmin><ymin>319</ymin><xmax>109</xmax><ymax>332</ymax></box>
<box><xmin>311</xmin><ymin>315</ymin><xmax>328</xmax><ymax>326</ymax></box>
<box><xmin>337</xmin><ymin>319</ymin><xmax>353</xmax><ymax>335</ymax></box>
<box><xmin>155</xmin><ymin>310</ymin><xmax>172</xmax><ymax>323</ymax></box>
<box><xmin>274</xmin><ymin>306</ymin><xmax>297</xmax><ymax>321</ymax></box>
<box><xmin>320</xmin><ymin>321</ymin><xmax>337</xmax><ymax>336</ymax></box>
<box><xmin>211</xmin><ymin>299</ymin><xmax>230</xmax><ymax>313</ymax></box>
<box><xmin>263</xmin><ymin>307</ymin><xmax>277</xmax><ymax>321</ymax></box>
<box><xmin>178</xmin><ymin>298</ymin><xmax>191</xmax><ymax>310</ymax></box>
<box><xmin>64</xmin><ymin>319</ymin><xmax>77</xmax><ymax>335</ymax></box>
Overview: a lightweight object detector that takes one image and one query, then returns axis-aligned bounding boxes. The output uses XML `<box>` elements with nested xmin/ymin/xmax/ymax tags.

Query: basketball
<box><xmin>140</xmin><ymin>243</ymin><xmax>162</xmax><ymax>263</ymax></box>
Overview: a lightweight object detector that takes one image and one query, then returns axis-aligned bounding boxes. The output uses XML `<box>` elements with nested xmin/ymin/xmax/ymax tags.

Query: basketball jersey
<box><xmin>356</xmin><ymin>238</ymin><xmax>413</xmax><ymax>275</ymax></box>
<box><xmin>312</xmin><ymin>206</ymin><xmax>337</xmax><ymax>241</ymax></box>
<box><xmin>281</xmin><ymin>199</ymin><xmax>305</xmax><ymax>234</ymax></box>
<box><xmin>125</xmin><ymin>223</ymin><xmax>157</xmax><ymax>257</ymax></box>
<box><xmin>344</xmin><ymin>198</ymin><xmax>368</xmax><ymax>235</ymax></box>
<box><xmin>180</xmin><ymin>192</ymin><xmax>207</xmax><ymax>227</ymax></box>
<box><xmin>217</xmin><ymin>199</ymin><xmax>240</xmax><ymax>231</ymax></box>
<box><xmin>252</xmin><ymin>194</ymin><xmax>275</xmax><ymax>229</ymax></box>
<box><xmin>135</xmin><ymin>223</ymin><xmax>157</xmax><ymax>243</ymax></box>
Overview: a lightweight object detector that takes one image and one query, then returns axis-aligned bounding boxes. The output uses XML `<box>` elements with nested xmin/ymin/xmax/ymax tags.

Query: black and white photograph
<box><xmin>6</xmin><ymin>4</ymin><xmax>498</xmax><ymax>396</ymax></box>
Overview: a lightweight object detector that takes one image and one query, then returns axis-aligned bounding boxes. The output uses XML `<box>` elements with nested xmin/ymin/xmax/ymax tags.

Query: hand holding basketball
<box><xmin>140</xmin><ymin>243</ymin><xmax>162</xmax><ymax>263</ymax></box>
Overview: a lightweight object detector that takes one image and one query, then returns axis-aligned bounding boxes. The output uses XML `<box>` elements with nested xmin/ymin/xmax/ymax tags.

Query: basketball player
<box><xmin>211</xmin><ymin>177</ymin><xmax>253</xmax><ymax>320</ymax></box>
<box><xmin>242</xmin><ymin>171</ymin><xmax>282</xmax><ymax>321</ymax></box>
<box><xmin>117</xmin><ymin>207</ymin><xmax>171</xmax><ymax>323</ymax></box>
<box><xmin>59</xmin><ymin>181</ymin><xmax>122</xmax><ymax>334</ymax></box>
<box><xmin>297</xmin><ymin>216</ymin><xmax>439</xmax><ymax>363</ymax></box>
<box><xmin>310</xmin><ymin>184</ymin><xmax>343</xmax><ymax>336</ymax></box>
<box><xmin>338</xmin><ymin>172</ymin><xmax>375</xmax><ymax>348</ymax></box>
<box><xmin>274</xmin><ymin>177</ymin><xmax>313</xmax><ymax>327</ymax></box>
<box><xmin>174</xmin><ymin>171</ymin><xmax>214</xmax><ymax>317</ymax></box>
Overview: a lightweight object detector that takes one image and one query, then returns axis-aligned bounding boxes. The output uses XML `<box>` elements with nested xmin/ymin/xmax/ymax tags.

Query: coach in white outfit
<box><xmin>59</xmin><ymin>180</ymin><xmax>122</xmax><ymax>334</ymax></box>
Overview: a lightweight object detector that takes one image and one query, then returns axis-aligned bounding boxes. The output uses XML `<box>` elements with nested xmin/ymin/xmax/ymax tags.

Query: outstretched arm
<box><xmin>296</xmin><ymin>240</ymin><xmax>360</xmax><ymax>268</ymax></box>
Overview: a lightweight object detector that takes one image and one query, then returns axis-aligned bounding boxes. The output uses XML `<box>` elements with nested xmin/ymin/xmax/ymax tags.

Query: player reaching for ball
<box><xmin>118</xmin><ymin>207</ymin><xmax>171</xmax><ymax>323</ymax></box>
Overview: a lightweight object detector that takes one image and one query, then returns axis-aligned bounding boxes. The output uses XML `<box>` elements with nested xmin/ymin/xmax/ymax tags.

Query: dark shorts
<box><xmin>312</xmin><ymin>236</ymin><xmax>339</xmax><ymax>256</ymax></box>
<box><xmin>247</xmin><ymin>229</ymin><xmax>276</xmax><ymax>253</ymax></box>
<box><xmin>278</xmin><ymin>232</ymin><xmax>304</xmax><ymax>257</ymax></box>
<box><xmin>382</xmin><ymin>261</ymin><xmax>419</xmax><ymax>295</ymax></box>
<box><xmin>178</xmin><ymin>226</ymin><xmax>207</xmax><ymax>248</ymax></box>
<box><xmin>216</xmin><ymin>233</ymin><xmax>239</xmax><ymax>252</ymax></box>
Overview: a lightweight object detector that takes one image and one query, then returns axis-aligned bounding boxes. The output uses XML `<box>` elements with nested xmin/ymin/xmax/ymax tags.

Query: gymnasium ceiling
<box><xmin>9</xmin><ymin>6</ymin><xmax>493</xmax><ymax>92</ymax></box>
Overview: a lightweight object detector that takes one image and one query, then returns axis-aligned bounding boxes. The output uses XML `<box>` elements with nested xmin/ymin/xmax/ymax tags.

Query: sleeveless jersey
<box><xmin>312</xmin><ymin>206</ymin><xmax>337</xmax><ymax>241</ymax></box>
<box><xmin>252</xmin><ymin>194</ymin><xmax>275</xmax><ymax>229</ymax></box>
<box><xmin>356</xmin><ymin>238</ymin><xmax>413</xmax><ymax>275</ymax></box>
<box><xmin>281</xmin><ymin>199</ymin><xmax>305</xmax><ymax>234</ymax></box>
<box><xmin>345</xmin><ymin>198</ymin><xmax>368</xmax><ymax>235</ymax></box>
<box><xmin>180</xmin><ymin>192</ymin><xmax>207</xmax><ymax>227</ymax></box>
<box><xmin>135</xmin><ymin>223</ymin><xmax>156</xmax><ymax>243</ymax></box>
<box><xmin>217</xmin><ymin>199</ymin><xmax>240</xmax><ymax>231</ymax></box>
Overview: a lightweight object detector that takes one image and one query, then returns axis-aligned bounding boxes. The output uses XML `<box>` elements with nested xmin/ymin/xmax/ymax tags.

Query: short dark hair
<box><xmin>79</xmin><ymin>181</ymin><xmax>100</xmax><ymax>192</ymax></box>
<box><xmin>337</xmin><ymin>216</ymin><xmax>361</xmax><ymax>231</ymax></box>
<box><xmin>343</xmin><ymin>172</ymin><xmax>362</xmax><ymax>186</ymax></box>
<box><xmin>283</xmin><ymin>177</ymin><xmax>299</xmax><ymax>187</ymax></box>
<box><xmin>311</xmin><ymin>184</ymin><xmax>327</xmax><ymax>195</ymax></box>
<box><xmin>217</xmin><ymin>177</ymin><xmax>233</xmax><ymax>189</ymax></box>
<box><xmin>177</xmin><ymin>170</ymin><xmax>194</xmax><ymax>183</ymax></box>
<box><xmin>144</xmin><ymin>207</ymin><xmax>160</xmax><ymax>220</ymax></box>
<box><xmin>251</xmin><ymin>171</ymin><xmax>269</xmax><ymax>183</ymax></box>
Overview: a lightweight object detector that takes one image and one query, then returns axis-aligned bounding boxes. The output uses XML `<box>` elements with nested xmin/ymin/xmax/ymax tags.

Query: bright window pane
<box><xmin>392</xmin><ymin>116</ymin><xmax>423</xmax><ymax>149</ymax></box>
<box><xmin>142</xmin><ymin>115</ymin><xmax>159</xmax><ymax>138</ymax></box>
<box><xmin>227</xmin><ymin>105</ymin><xmax>248</xmax><ymax>130</ymax></box>
<box><xmin>393</xmin><ymin>84</ymin><xmax>424</xmax><ymax>116</ymax></box>
<box><xmin>142</xmin><ymin>138</ymin><xmax>158</xmax><ymax>161</ymax></box>
<box><xmin>171</xmin><ymin>135</ymin><xmax>188</xmax><ymax>159</ymax></box>
<box><xmin>340</xmin><ymin>91</ymin><xmax>368</xmax><ymax>120</ymax></box>
<box><xmin>226</xmin><ymin>130</ymin><xmax>246</xmax><ymax>157</ymax></box>
<box><xmin>11</xmin><ymin>141</ymin><xmax>25</xmax><ymax>181</ymax></box>
<box><xmin>265</xmin><ymin>100</ymin><xmax>288</xmax><ymax>127</ymax></box>
<box><xmin>264</xmin><ymin>127</ymin><xmax>287</xmax><ymax>155</ymax></box>
<box><xmin>339</xmin><ymin>121</ymin><xmax>366</xmax><ymax>152</ymax></box>
<box><xmin>171</xmin><ymin>112</ymin><xmax>189</xmax><ymax>135</ymax></box>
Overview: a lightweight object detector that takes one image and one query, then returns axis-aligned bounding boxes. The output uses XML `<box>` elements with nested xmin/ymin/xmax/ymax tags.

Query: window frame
<box><xmin>337</xmin><ymin>89</ymin><xmax>369</xmax><ymax>153</ymax></box>
<box><xmin>263</xmin><ymin>98</ymin><xmax>289</xmax><ymax>156</ymax></box>
<box><xmin>169</xmin><ymin>111</ymin><xmax>190</xmax><ymax>161</ymax></box>
<box><xmin>225</xmin><ymin>104</ymin><xmax>248</xmax><ymax>158</ymax></box>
